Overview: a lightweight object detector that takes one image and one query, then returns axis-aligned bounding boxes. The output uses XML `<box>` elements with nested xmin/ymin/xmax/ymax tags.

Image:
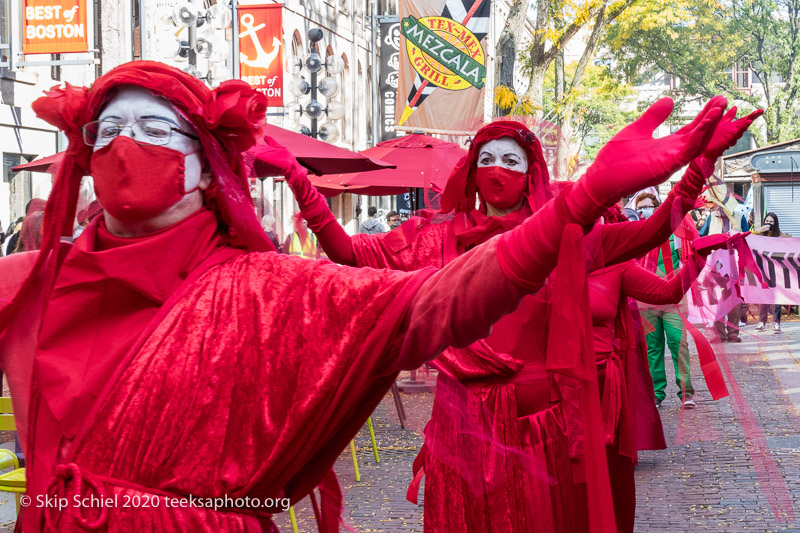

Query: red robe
<box><xmin>348</xmin><ymin>197</ymin><xmax>689</xmax><ymax>533</ymax></box>
<box><xmin>0</xmin><ymin>208</ymin><xmax>544</xmax><ymax>533</ymax></box>
<box><xmin>587</xmin><ymin>260</ymin><xmax>700</xmax><ymax>533</ymax></box>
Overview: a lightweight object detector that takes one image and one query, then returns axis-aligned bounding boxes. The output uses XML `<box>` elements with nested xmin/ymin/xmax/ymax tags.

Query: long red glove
<box><xmin>584</xmin><ymin>103</ymin><xmax>763</xmax><ymax>270</ymax></box>
<box><xmin>565</xmin><ymin>97</ymin><xmax>725</xmax><ymax>216</ymax></box>
<box><xmin>674</xmin><ymin>105</ymin><xmax>764</xmax><ymax>196</ymax></box>
<box><xmin>497</xmin><ymin>97</ymin><xmax>730</xmax><ymax>290</ymax></box>
<box><xmin>246</xmin><ymin>137</ymin><xmax>357</xmax><ymax>265</ymax></box>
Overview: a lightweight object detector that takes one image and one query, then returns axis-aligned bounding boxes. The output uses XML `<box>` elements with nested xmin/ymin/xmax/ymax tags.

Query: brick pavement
<box><xmin>280</xmin><ymin>321</ymin><xmax>800</xmax><ymax>532</ymax></box>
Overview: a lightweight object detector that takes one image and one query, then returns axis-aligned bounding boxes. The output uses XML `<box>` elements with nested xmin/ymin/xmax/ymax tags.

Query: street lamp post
<box><xmin>287</xmin><ymin>28</ymin><xmax>345</xmax><ymax>141</ymax></box>
<box><xmin>152</xmin><ymin>0</ymin><xmax>233</xmax><ymax>87</ymax></box>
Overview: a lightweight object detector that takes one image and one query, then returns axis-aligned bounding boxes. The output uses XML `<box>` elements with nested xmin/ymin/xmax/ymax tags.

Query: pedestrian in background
<box><xmin>754</xmin><ymin>212</ymin><xmax>785</xmax><ymax>333</ymax></box>
<box><xmin>636</xmin><ymin>192</ymin><xmax>697</xmax><ymax>408</ymax></box>
<box><xmin>386</xmin><ymin>210</ymin><xmax>401</xmax><ymax>230</ymax></box>
<box><xmin>359</xmin><ymin>205</ymin><xmax>387</xmax><ymax>234</ymax></box>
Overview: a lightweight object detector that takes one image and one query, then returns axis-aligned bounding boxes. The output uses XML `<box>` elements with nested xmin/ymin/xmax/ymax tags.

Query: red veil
<box><xmin>440</xmin><ymin>120</ymin><xmax>552</xmax><ymax>215</ymax></box>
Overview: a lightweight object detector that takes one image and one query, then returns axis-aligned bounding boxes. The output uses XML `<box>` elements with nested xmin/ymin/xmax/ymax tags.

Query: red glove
<box><xmin>565</xmin><ymin>97</ymin><xmax>726</xmax><ymax>223</ymax></box>
<box><xmin>693</xmin><ymin>233</ymin><xmax>731</xmax><ymax>257</ymax></box>
<box><xmin>245</xmin><ymin>136</ymin><xmax>338</xmax><ymax>233</ymax></box>
<box><xmin>674</xmin><ymin>106</ymin><xmax>764</xmax><ymax>197</ymax></box>
<box><xmin>245</xmin><ymin>137</ymin><xmax>357</xmax><ymax>264</ymax></box>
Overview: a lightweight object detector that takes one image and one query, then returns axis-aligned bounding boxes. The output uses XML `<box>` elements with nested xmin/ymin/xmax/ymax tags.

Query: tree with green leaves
<box><xmin>604</xmin><ymin>0</ymin><xmax>800</xmax><ymax>144</ymax></box>
<box><xmin>495</xmin><ymin>0</ymin><xmax>642</xmax><ymax>177</ymax></box>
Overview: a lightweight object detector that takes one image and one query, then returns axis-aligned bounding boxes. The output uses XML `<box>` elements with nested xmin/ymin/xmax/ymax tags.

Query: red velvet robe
<box><xmin>0</xmin><ymin>208</ymin><xmax>539</xmax><ymax>533</ymax></box>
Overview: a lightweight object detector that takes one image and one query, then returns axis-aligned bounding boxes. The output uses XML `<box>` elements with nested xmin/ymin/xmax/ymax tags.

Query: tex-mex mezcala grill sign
<box><xmin>400</xmin><ymin>15</ymin><xmax>486</xmax><ymax>91</ymax></box>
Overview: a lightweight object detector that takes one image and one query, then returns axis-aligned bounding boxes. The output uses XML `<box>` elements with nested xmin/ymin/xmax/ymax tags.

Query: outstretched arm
<box><xmin>387</xmin><ymin>97</ymin><xmax>727</xmax><ymax>370</ymax></box>
<box><xmin>589</xmin><ymin>106</ymin><xmax>763</xmax><ymax>270</ymax></box>
<box><xmin>389</xmin><ymin>196</ymin><xmax>574</xmax><ymax>370</ymax></box>
<box><xmin>621</xmin><ymin>254</ymin><xmax>707</xmax><ymax>305</ymax></box>
<box><xmin>589</xmin><ymin>165</ymin><xmax>701</xmax><ymax>269</ymax></box>
<box><xmin>247</xmin><ymin>139</ymin><xmax>358</xmax><ymax>265</ymax></box>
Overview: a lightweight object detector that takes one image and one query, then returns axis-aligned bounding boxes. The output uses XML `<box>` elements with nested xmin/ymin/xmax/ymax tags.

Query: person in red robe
<box><xmin>269</xmin><ymin>104</ymin><xmax>760</xmax><ymax>532</ymax></box>
<box><xmin>0</xmin><ymin>63</ymin><xmax>722</xmax><ymax>533</ymax></box>
<box><xmin>586</xmin><ymin>205</ymin><xmax>722</xmax><ymax>533</ymax></box>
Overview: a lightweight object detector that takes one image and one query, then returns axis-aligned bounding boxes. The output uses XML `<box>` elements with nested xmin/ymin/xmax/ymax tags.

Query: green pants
<box><xmin>643</xmin><ymin>309</ymin><xmax>694</xmax><ymax>402</ymax></box>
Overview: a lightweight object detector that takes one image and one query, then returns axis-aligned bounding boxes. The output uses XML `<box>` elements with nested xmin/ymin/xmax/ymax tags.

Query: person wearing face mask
<box><xmin>0</xmin><ymin>63</ymin><xmax>729</xmax><ymax>533</ymax></box>
<box><xmin>268</xmin><ymin>103</ymin><xmax>759</xmax><ymax>532</ymax></box>
<box><xmin>386</xmin><ymin>210</ymin><xmax>401</xmax><ymax>230</ymax></box>
<box><xmin>635</xmin><ymin>192</ymin><xmax>698</xmax><ymax>407</ymax></box>
<box><xmin>754</xmin><ymin>212</ymin><xmax>785</xmax><ymax>333</ymax></box>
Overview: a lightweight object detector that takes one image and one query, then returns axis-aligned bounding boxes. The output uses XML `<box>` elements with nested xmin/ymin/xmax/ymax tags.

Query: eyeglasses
<box><xmin>82</xmin><ymin>119</ymin><xmax>200</xmax><ymax>147</ymax></box>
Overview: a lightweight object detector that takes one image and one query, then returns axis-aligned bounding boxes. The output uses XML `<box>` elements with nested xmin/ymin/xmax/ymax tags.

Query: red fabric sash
<box><xmin>660</xmin><ymin>238</ymin><xmax>729</xmax><ymax>400</ymax></box>
<box><xmin>546</xmin><ymin>224</ymin><xmax>617</xmax><ymax>533</ymax></box>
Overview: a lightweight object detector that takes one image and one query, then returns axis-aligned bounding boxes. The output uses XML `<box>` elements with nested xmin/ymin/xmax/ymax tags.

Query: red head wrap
<box><xmin>2</xmin><ymin>62</ymin><xmax>274</xmax><ymax>359</ymax></box>
<box><xmin>440</xmin><ymin>120</ymin><xmax>552</xmax><ymax>214</ymax></box>
<box><xmin>31</xmin><ymin>60</ymin><xmax>271</xmax><ymax>254</ymax></box>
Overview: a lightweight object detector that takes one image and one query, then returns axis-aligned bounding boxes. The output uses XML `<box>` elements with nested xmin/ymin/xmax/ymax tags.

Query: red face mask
<box><xmin>475</xmin><ymin>166</ymin><xmax>528</xmax><ymax>210</ymax></box>
<box><xmin>91</xmin><ymin>136</ymin><xmax>197</xmax><ymax>222</ymax></box>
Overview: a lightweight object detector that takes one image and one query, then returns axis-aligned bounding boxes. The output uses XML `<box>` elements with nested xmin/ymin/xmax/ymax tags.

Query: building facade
<box><xmin>0</xmin><ymin>0</ymin><xmax>401</xmax><ymax>242</ymax></box>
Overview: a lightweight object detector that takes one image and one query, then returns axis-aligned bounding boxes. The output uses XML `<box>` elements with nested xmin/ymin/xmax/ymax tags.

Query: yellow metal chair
<box><xmin>348</xmin><ymin>415</ymin><xmax>380</xmax><ymax>482</ymax></box>
<box><xmin>289</xmin><ymin>416</ymin><xmax>381</xmax><ymax>532</ymax></box>
<box><xmin>0</xmin><ymin>397</ymin><xmax>26</xmax><ymax>514</ymax></box>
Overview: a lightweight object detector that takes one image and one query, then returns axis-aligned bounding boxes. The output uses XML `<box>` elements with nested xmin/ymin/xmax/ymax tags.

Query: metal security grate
<box><xmin>764</xmin><ymin>184</ymin><xmax>800</xmax><ymax>237</ymax></box>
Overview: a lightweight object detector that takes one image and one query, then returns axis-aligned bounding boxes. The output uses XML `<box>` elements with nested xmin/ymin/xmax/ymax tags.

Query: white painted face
<box><xmin>476</xmin><ymin>137</ymin><xmax>528</xmax><ymax>171</ymax></box>
<box><xmin>95</xmin><ymin>87</ymin><xmax>207</xmax><ymax>193</ymax></box>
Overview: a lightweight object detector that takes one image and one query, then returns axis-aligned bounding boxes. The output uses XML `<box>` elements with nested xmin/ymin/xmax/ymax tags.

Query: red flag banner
<box><xmin>238</xmin><ymin>4</ymin><xmax>283</xmax><ymax>107</ymax></box>
<box><xmin>23</xmin><ymin>0</ymin><xmax>89</xmax><ymax>54</ymax></box>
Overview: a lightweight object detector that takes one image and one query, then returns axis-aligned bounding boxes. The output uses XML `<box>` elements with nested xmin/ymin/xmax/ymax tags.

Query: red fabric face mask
<box><xmin>91</xmin><ymin>136</ymin><xmax>197</xmax><ymax>222</ymax></box>
<box><xmin>475</xmin><ymin>166</ymin><xmax>528</xmax><ymax>210</ymax></box>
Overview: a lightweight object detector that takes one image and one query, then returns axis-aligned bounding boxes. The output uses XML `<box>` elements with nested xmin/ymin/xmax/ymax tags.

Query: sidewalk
<box><xmin>636</xmin><ymin>319</ymin><xmax>800</xmax><ymax>532</ymax></box>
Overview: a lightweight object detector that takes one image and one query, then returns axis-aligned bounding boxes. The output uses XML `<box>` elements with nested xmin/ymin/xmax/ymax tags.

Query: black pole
<box><xmin>310</xmin><ymin>68</ymin><xmax>318</xmax><ymax>139</ymax></box>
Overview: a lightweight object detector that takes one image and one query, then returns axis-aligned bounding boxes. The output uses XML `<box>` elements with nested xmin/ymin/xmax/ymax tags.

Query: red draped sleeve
<box><xmin>585</xmin><ymin>190</ymin><xmax>696</xmax><ymax>269</ymax></box>
<box><xmin>619</xmin><ymin>260</ymin><xmax>696</xmax><ymax>305</ymax></box>
<box><xmin>350</xmin><ymin>216</ymin><xmax>451</xmax><ymax>270</ymax></box>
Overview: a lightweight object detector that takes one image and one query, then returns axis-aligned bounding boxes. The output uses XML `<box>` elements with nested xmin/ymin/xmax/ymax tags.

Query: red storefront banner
<box><xmin>238</xmin><ymin>4</ymin><xmax>283</xmax><ymax>107</ymax></box>
<box><xmin>23</xmin><ymin>0</ymin><xmax>89</xmax><ymax>54</ymax></box>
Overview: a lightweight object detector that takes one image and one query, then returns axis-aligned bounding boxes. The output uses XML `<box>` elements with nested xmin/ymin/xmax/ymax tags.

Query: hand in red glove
<box><xmin>585</xmin><ymin>97</ymin><xmax>725</xmax><ymax>202</ymax></box>
<box><xmin>244</xmin><ymin>135</ymin><xmax>303</xmax><ymax>178</ymax></box>
<box><xmin>693</xmin><ymin>233</ymin><xmax>731</xmax><ymax>257</ymax></box>
<box><xmin>563</xmin><ymin>96</ymin><xmax>726</xmax><ymax>225</ymax></box>
<box><xmin>675</xmin><ymin>106</ymin><xmax>764</xmax><ymax>194</ymax></box>
<box><xmin>244</xmin><ymin>136</ymin><xmax>337</xmax><ymax>233</ymax></box>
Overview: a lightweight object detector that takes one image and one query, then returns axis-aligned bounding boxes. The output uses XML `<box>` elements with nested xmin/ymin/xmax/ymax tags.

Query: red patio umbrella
<box><xmin>310</xmin><ymin>134</ymin><xmax>467</xmax><ymax>195</ymax></box>
<box><xmin>12</xmin><ymin>152</ymin><xmax>64</xmax><ymax>175</ymax></box>
<box><xmin>249</xmin><ymin>124</ymin><xmax>395</xmax><ymax>176</ymax></box>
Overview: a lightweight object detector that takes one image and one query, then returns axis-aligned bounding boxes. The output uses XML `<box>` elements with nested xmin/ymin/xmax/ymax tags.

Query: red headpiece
<box><xmin>3</xmin><ymin>62</ymin><xmax>273</xmax><ymax>344</ymax></box>
<box><xmin>32</xmin><ymin>60</ymin><xmax>271</xmax><ymax>253</ymax></box>
<box><xmin>440</xmin><ymin>120</ymin><xmax>552</xmax><ymax>214</ymax></box>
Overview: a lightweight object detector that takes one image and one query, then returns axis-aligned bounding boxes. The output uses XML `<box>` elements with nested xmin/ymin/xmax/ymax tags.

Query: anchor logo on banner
<box><xmin>237</xmin><ymin>5</ymin><xmax>284</xmax><ymax>107</ymax></box>
<box><xmin>239</xmin><ymin>13</ymin><xmax>281</xmax><ymax>69</ymax></box>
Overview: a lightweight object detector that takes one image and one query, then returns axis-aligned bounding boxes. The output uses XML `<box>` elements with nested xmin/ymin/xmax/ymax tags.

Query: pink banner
<box><xmin>740</xmin><ymin>235</ymin><xmax>800</xmax><ymax>305</ymax></box>
<box><xmin>688</xmin><ymin>248</ymin><xmax>743</xmax><ymax>325</ymax></box>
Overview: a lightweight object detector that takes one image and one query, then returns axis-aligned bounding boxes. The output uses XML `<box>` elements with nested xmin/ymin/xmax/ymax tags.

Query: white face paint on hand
<box><xmin>96</xmin><ymin>87</ymin><xmax>209</xmax><ymax>194</ymax></box>
<box><xmin>476</xmin><ymin>137</ymin><xmax>528</xmax><ymax>171</ymax></box>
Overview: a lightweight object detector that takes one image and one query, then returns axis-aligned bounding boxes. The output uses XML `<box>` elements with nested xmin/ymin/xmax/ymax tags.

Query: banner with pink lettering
<box><xmin>740</xmin><ymin>235</ymin><xmax>800</xmax><ymax>305</ymax></box>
